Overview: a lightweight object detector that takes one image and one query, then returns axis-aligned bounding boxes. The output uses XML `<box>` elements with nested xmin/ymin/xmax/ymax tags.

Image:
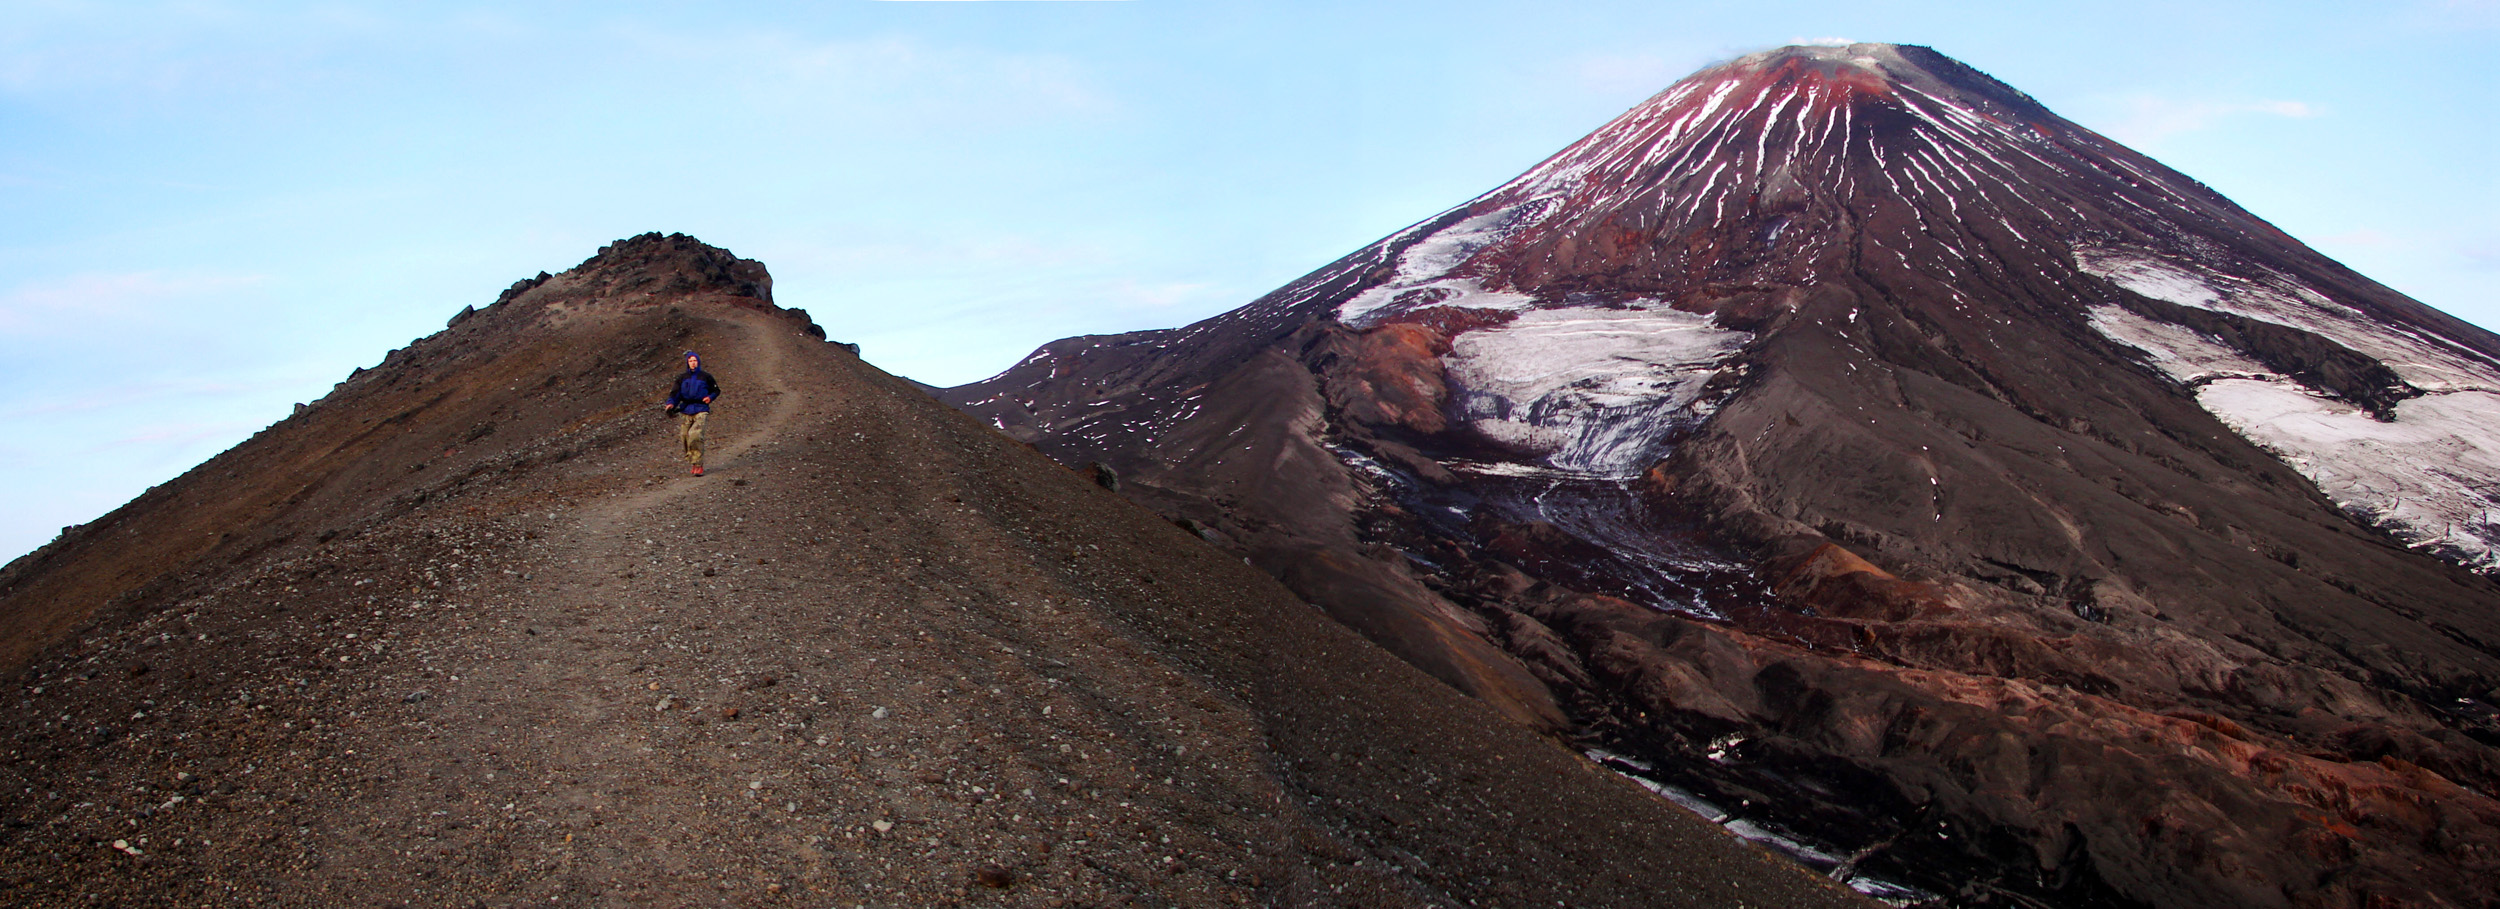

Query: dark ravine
<box><xmin>0</xmin><ymin>234</ymin><xmax>1877</xmax><ymax>907</ymax></box>
<box><xmin>944</xmin><ymin>44</ymin><xmax>2500</xmax><ymax>908</ymax></box>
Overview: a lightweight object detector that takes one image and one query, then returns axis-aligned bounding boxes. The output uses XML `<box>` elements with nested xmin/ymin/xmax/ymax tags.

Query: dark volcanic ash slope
<box><xmin>943</xmin><ymin>45</ymin><xmax>2500</xmax><ymax>908</ymax></box>
<box><xmin>0</xmin><ymin>234</ymin><xmax>1872</xmax><ymax>908</ymax></box>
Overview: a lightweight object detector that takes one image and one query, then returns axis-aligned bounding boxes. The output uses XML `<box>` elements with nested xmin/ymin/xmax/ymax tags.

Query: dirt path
<box><xmin>580</xmin><ymin>310</ymin><xmax>803</xmax><ymax>518</ymax></box>
<box><xmin>280</xmin><ymin>307</ymin><xmax>1362</xmax><ymax>907</ymax></box>
<box><xmin>312</xmin><ymin>309</ymin><xmax>870</xmax><ymax>905</ymax></box>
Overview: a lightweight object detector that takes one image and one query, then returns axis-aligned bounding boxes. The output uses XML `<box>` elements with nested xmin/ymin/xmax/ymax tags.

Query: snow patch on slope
<box><xmin>1444</xmin><ymin>307</ymin><xmax>1751</xmax><ymax>477</ymax></box>
<box><xmin>2076</xmin><ymin>248</ymin><xmax>2500</xmax><ymax>392</ymax></box>
<box><xmin>1336</xmin><ymin>201</ymin><xmax>1554</xmax><ymax>325</ymax></box>
<box><xmin>2084</xmin><ymin>305</ymin><xmax>2272</xmax><ymax>385</ymax></box>
<box><xmin>2201</xmin><ymin>381</ymin><xmax>2500</xmax><ymax>573</ymax></box>
<box><xmin>2085</xmin><ymin>298</ymin><xmax>2500</xmax><ymax>573</ymax></box>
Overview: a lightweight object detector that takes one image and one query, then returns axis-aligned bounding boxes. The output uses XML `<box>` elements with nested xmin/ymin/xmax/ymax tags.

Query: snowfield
<box><xmin>1443</xmin><ymin>306</ymin><xmax>1752</xmax><ymax>477</ymax></box>
<box><xmin>2077</xmin><ymin>247</ymin><xmax>2500</xmax><ymax>392</ymax></box>
<box><xmin>2198</xmin><ymin>381</ymin><xmax>2500</xmax><ymax>573</ymax></box>
<box><xmin>2079</xmin><ymin>252</ymin><xmax>2500</xmax><ymax>572</ymax></box>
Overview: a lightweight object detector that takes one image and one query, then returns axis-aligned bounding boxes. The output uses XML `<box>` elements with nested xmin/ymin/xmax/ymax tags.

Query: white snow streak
<box><xmin>2084</xmin><ymin>305</ymin><xmax>2270</xmax><ymax>385</ymax></box>
<box><xmin>2077</xmin><ymin>248</ymin><xmax>2500</xmax><ymax>391</ymax></box>
<box><xmin>1335</xmin><ymin>205</ymin><xmax>1548</xmax><ymax>325</ymax></box>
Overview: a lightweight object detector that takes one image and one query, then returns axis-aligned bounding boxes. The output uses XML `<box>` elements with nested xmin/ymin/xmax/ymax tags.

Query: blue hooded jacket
<box><xmin>668</xmin><ymin>368</ymin><xmax>721</xmax><ymax>415</ymax></box>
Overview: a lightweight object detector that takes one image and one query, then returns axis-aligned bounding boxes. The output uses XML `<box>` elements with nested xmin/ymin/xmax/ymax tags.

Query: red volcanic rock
<box><xmin>1516</xmin><ymin>588</ymin><xmax>2500</xmax><ymax>907</ymax></box>
<box><xmin>1769</xmin><ymin>542</ymin><xmax>1954</xmax><ymax>622</ymax></box>
<box><xmin>1316</xmin><ymin>309</ymin><xmax>1525</xmax><ymax>437</ymax></box>
<box><xmin>1320</xmin><ymin>323</ymin><xmax>1452</xmax><ymax>434</ymax></box>
<box><xmin>1383</xmin><ymin>305</ymin><xmax>1522</xmax><ymax>338</ymax></box>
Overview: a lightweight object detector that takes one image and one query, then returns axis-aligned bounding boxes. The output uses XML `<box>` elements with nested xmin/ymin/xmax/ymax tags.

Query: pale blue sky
<box><xmin>4</xmin><ymin>0</ymin><xmax>2495</xmax><ymax>562</ymax></box>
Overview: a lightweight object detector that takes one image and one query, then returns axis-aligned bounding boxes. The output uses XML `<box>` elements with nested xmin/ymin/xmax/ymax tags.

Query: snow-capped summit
<box><xmin>1344</xmin><ymin>43</ymin><xmax>2237</xmax><ymax>322</ymax></box>
<box><xmin>1329</xmin><ymin>40</ymin><xmax>2500</xmax><ymax>570</ymax></box>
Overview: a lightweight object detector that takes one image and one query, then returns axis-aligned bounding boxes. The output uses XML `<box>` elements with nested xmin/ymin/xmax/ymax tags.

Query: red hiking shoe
<box><xmin>691</xmin><ymin>466</ymin><xmax>703</xmax><ymax>476</ymax></box>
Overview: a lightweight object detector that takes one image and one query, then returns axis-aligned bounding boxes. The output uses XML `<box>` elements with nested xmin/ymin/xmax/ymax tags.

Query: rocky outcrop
<box><xmin>538</xmin><ymin>231</ymin><xmax>775</xmax><ymax>307</ymax></box>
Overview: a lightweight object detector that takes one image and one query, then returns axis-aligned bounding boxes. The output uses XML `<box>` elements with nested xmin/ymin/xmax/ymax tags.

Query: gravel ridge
<box><xmin>1</xmin><ymin>288</ymin><xmax>1873</xmax><ymax>908</ymax></box>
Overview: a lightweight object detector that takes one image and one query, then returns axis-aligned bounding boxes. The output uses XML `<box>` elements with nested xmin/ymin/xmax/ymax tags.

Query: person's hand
<box><xmin>703</xmin><ymin>397</ymin><xmax>713</xmax><ymax>404</ymax></box>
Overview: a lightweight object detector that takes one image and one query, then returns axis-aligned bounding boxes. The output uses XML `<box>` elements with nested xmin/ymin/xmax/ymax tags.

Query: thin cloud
<box><xmin>0</xmin><ymin>3</ymin><xmax>341</xmax><ymax>101</ymax></box>
<box><xmin>608</xmin><ymin>27</ymin><xmax>1115</xmax><ymax>123</ymax></box>
<box><xmin>2096</xmin><ymin>95</ymin><xmax>2321</xmax><ymax>146</ymax></box>
<box><xmin>93</xmin><ymin>419</ymin><xmax>264</xmax><ymax>453</ymax></box>
<box><xmin>2461</xmin><ymin>239</ymin><xmax>2500</xmax><ymax>269</ymax></box>
<box><xmin>1571</xmin><ymin>53</ymin><xmax>1680</xmax><ymax>95</ymax></box>
<box><xmin>0</xmin><ymin>271</ymin><xmax>266</xmax><ymax>335</ymax></box>
<box><xmin>772</xmin><ymin>234</ymin><xmax>1118</xmax><ymax>275</ymax></box>
<box><xmin>23</xmin><ymin>375</ymin><xmax>276</xmax><ymax>419</ymax></box>
<box><xmin>2318</xmin><ymin>229</ymin><xmax>2397</xmax><ymax>248</ymax></box>
<box><xmin>2</xmin><ymin>6</ymin><xmax>1114</xmax><ymax>126</ymax></box>
<box><xmin>2418</xmin><ymin>0</ymin><xmax>2500</xmax><ymax>28</ymax></box>
<box><xmin>1103</xmin><ymin>278</ymin><xmax>1217</xmax><ymax>309</ymax></box>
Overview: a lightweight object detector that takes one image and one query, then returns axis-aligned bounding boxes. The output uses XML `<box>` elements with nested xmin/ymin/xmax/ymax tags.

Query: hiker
<box><xmin>662</xmin><ymin>350</ymin><xmax>721</xmax><ymax>476</ymax></box>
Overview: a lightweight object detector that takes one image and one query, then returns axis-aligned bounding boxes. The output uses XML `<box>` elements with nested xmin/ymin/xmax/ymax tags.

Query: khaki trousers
<box><xmin>676</xmin><ymin>411</ymin><xmax>708</xmax><ymax>467</ymax></box>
